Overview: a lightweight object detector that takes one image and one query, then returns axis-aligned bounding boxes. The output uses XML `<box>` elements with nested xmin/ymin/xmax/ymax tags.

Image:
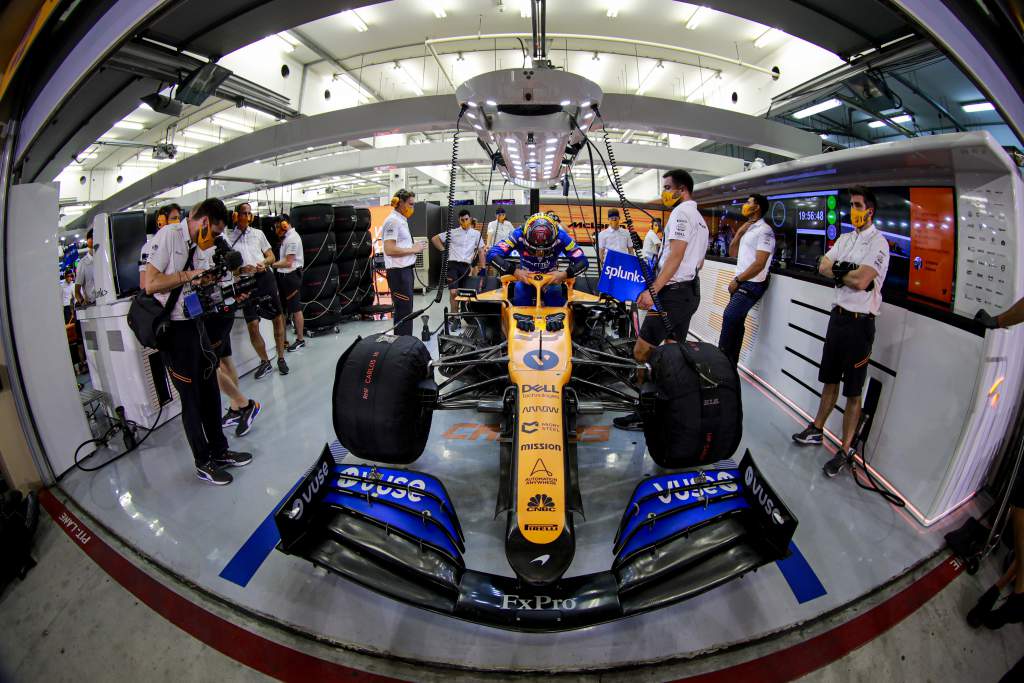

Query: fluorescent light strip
<box><xmin>792</xmin><ymin>98</ymin><xmax>842</xmax><ymax>119</ymax></box>
<box><xmin>867</xmin><ymin>114</ymin><xmax>911</xmax><ymax>128</ymax></box>
<box><xmin>342</xmin><ymin>10</ymin><xmax>368</xmax><ymax>32</ymax></box>
<box><xmin>962</xmin><ymin>101</ymin><xmax>994</xmax><ymax>113</ymax></box>
<box><xmin>113</xmin><ymin>120</ymin><xmax>145</xmax><ymax>130</ymax></box>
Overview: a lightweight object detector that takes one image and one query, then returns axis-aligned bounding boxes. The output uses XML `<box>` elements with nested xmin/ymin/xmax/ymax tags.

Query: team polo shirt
<box><xmin>658</xmin><ymin>200</ymin><xmax>709</xmax><ymax>284</ymax></box>
<box><xmin>381</xmin><ymin>211</ymin><xmax>416</xmax><ymax>269</ymax></box>
<box><xmin>735</xmin><ymin>219</ymin><xmax>775</xmax><ymax>283</ymax></box>
<box><xmin>223</xmin><ymin>226</ymin><xmax>271</xmax><ymax>268</ymax></box>
<box><xmin>825</xmin><ymin>223</ymin><xmax>890</xmax><ymax>315</ymax></box>
<box><xmin>145</xmin><ymin>221</ymin><xmax>213</xmax><ymax>321</ymax></box>
<box><xmin>277</xmin><ymin>229</ymin><xmax>304</xmax><ymax>273</ymax></box>
<box><xmin>598</xmin><ymin>226</ymin><xmax>632</xmax><ymax>256</ymax></box>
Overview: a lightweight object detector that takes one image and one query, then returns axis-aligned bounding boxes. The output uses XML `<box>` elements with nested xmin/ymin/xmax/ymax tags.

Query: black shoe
<box><xmin>985</xmin><ymin>592</ymin><xmax>1024</xmax><ymax>629</ymax></box>
<box><xmin>287</xmin><ymin>339</ymin><xmax>306</xmax><ymax>352</ymax></box>
<box><xmin>195</xmin><ymin>463</ymin><xmax>233</xmax><ymax>485</ymax></box>
<box><xmin>823</xmin><ymin>450</ymin><xmax>851</xmax><ymax>478</ymax></box>
<box><xmin>613</xmin><ymin>412</ymin><xmax>645</xmax><ymax>432</ymax></box>
<box><xmin>212</xmin><ymin>450</ymin><xmax>253</xmax><ymax>468</ymax></box>
<box><xmin>254</xmin><ymin>360</ymin><xmax>273</xmax><ymax>380</ymax></box>
<box><xmin>968</xmin><ymin>586</ymin><xmax>1001</xmax><ymax>628</ymax></box>
<box><xmin>221</xmin><ymin>407</ymin><xmax>241</xmax><ymax>428</ymax></box>
<box><xmin>235</xmin><ymin>400</ymin><xmax>261</xmax><ymax>437</ymax></box>
<box><xmin>792</xmin><ymin>424</ymin><xmax>823</xmax><ymax>445</ymax></box>
<box><xmin>278</xmin><ymin>357</ymin><xmax>289</xmax><ymax>375</ymax></box>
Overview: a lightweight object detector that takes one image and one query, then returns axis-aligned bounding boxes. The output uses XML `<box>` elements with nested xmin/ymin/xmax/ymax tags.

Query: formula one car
<box><xmin>275</xmin><ymin>273</ymin><xmax>798</xmax><ymax>630</ymax></box>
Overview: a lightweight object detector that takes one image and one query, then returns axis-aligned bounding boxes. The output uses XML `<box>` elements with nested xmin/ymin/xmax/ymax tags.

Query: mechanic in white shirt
<box><xmin>382</xmin><ymin>189</ymin><xmax>426</xmax><ymax>336</ymax></box>
<box><xmin>598</xmin><ymin>208</ymin><xmax>633</xmax><ymax>265</ymax></box>
<box><xmin>140</xmin><ymin>203</ymin><xmax>181</xmax><ymax>291</ymax></box>
<box><xmin>642</xmin><ymin>218</ymin><xmax>662</xmax><ymax>265</ymax></box>
<box><xmin>61</xmin><ymin>269</ymin><xmax>75</xmax><ymax>319</ymax></box>
<box><xmin>718</xmin><ymin>194</ymin><xmax>775</xmax><ymax>366</ymax></box>
<box><xmin>792</xmin><ymin>186</ymin><xmax>890</xmax><ymax>478</ymax></box>
<box><xmin>487</xmin><ymin>207</ymin><xmax>515</xmax><ymax>247</ymax></box>
<box><xmin>143</xmin><ymin>198</ymin><xmax>252</xmax><ymax>485</ymax></box>
<box><xmin>432</xmin><ymin>209</ymin><xmax>485</xmax><ymax>328</ymax></box>
<box><xmin>223</xmin><ymin>203</ymin><xmax>289</xmax><ymax>378</ymax></box>
<box><xmin>615</xmin><ymin>170</ymin><xmax>709</xmax><ymax>432</ymax></box>
<box><xmin>271</xmin><ymin>216</ymin><xmax>305</xmax><ymax>351</ymax></box>
<box><xmin>74</xmin><ymin>229</ymin><xmax>96</xmax><ymax>305</ymax></box>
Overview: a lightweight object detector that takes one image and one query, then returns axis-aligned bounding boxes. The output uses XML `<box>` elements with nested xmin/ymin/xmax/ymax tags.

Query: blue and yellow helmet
<box><xmin>523</xmin><ymin>213</ymin><xmax>558</xmax><ymax>254</ymax></box>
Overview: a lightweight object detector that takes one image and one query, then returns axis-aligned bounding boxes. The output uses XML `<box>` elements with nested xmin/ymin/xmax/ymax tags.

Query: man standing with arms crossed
<box><xmin>433</xmin><ymin>209</ymin><xmax>485</xmax><ymax>330</ymax></box>
<box><xmin>791</xmin><ymin>187</ymin><xmax>890</xmax><ymax>478</ymax></box>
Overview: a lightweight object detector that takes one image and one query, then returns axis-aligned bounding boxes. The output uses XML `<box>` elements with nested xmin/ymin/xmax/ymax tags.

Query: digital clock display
<box><xmin>798</xmin><ymin>209</ymin><xmax>825</xmax><ymax>222</ymax></box>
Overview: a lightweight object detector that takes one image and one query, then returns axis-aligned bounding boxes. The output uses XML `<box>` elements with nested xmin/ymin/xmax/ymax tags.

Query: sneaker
<box><xmin>984</xmin><ymin>592</ymin><xmax>1024</xmax><ymax>629</ymax></box>
<box><xmin>967</xmin><ymin>586</ymin><xmax>1000</xmax><ymax>628</ymax></box>
<box><xmin>278</xmin><ymin>357</ymin><xmax>289</xmax><ymax>375</ymax></box>
<box><xmin>195</xmin><ymin>463</ymin><xmax>233</xmax><ymax>486</ymax></box>
<box><xmin>823</xmin><ymin>450</ymin><xmax>852</xmax><ymax>478</ymax></box>
<box><xmin>221</xmin><ymin>408</ymin><xmax>241</xmax><ymax>428</ymax></box>
<box><xmin>254</xmin><ymin>360</ymin><xmax>274</xmax><ymax>380</ymax></box>
<box><xmin>235</xmin><ymin>400</ymin><xmax>261</xmax><ymax>437</ymax></box>
<box><xmin>612</xmin><ymin>412</ymin><xmax>645</xmax><ymax>432</ymax></box>
<box><xmin>792</xmin><ymin>424</ymin><xmax>823</xmax><ymax>445</ymax></box>
<box><xmin>212</xmin><ymin>450</ymin><xmax>253</xmax><ymax>468</ymax></box>
<box><xmin>287</xmin><ymin>338</ymin><xmax>306</xmax><ymax>352</ymax></box>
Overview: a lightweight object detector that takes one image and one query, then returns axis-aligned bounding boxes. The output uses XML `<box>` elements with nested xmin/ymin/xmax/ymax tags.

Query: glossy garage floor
<box><xmin>57</xmin><ymin>297</ymin><xmax>985</xmax><ymax>671</ymax></box>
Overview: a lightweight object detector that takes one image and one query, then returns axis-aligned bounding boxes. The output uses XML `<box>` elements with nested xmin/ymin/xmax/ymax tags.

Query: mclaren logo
<box><xmin>744</xmin><ymin>465</ymin><xmax>786</xmax><ymax>525</ymax></box>
<box><xmin>531</xmin><ymin>554</ymin><xmax>551</xmax><ymax>566</ymax></box>
<box><xmin>527</xmin><ymin>493</ymin><xmax>556</xmax><ymax>512</ymax></box>
<box><xmin>529</xmin><ymin>458</ymin><xmax>553</xmax><ymax>476</ymax></box>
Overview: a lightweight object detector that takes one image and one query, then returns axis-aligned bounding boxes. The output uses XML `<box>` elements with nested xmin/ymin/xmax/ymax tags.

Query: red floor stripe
<box><xmin>39</xmin><ymin>488</ymin><xmax>962</xmax><ymax>682</ymax></box>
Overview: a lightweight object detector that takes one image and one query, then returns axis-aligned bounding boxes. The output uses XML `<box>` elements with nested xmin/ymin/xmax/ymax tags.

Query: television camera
<box><xmin>182</xmin><ymin>236</ymin><xmax>273</xmax><ymax>319</ymax></box>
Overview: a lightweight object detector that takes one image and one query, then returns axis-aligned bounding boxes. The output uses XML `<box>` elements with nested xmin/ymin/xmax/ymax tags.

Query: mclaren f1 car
<box><xmin>274</xmin><ymin>271</ymin><xmax>798</xmax><ymax>631</ymax></box>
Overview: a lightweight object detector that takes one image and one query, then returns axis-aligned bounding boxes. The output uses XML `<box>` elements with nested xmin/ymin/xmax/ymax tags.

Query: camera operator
<box><xmin>718</xmin><ymin>193</ymin><xmax>774</xmax><ymax>366</ymax></box>
<box><xmin>74</xmin><ymin>229</ymin><xmax>96</xmax><ymax>305</ymax></box>
<box><xmin>140</xmin><ymin>203</ymin><xmax>181</xmax><ymax>291</ymax></box>
<box><xmin>614</xmin><ymin>169</ymin><xmax>708</xmax><ymax>432</ymax></box>
<box><xmin>791</xmin><ymin>186</ymin><xmax>889</xmax><ymax>478</ymax></box>
<box><xmin>144</xmin><ymin>198</ymin><xmax>252</xmax><ymax>486</ymax></box>
<box><xmin>271</xmin><ymin>216</ymin><xmax>305</xmax><ymax>351</ymax></box>
<box><xmin>432</xmin><ymin>209</ymin><xmax>484</xmax><ymax>329</ymax></box>
<box><xmin>382</xmin><ymin>189</ymin><xmax>426</xmax><ymax>336</ymax></box>
<box><xmin>224</xmin><ymin>203</ymin><xmax>289</xmax><ymax>378</ymax></box>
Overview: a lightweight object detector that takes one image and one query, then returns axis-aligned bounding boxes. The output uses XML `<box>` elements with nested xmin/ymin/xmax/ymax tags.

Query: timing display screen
<box><xmin>765</xmin><ymin>190</ymin><xmax>838</xmax><ymax>269</ymax></box>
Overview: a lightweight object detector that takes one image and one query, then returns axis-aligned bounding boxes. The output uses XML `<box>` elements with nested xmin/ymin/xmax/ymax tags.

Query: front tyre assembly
<box><xmin>333</xmin><ymin>334</ymin><xmax>437</xmax><ymax>464</ymax></box>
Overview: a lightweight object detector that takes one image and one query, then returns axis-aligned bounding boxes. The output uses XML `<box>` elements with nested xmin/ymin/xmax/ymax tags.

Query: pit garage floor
<box><xmin>47</xmin><ymin>298</ymin><xmax>1006</xmax><ymax>675</ymax></box>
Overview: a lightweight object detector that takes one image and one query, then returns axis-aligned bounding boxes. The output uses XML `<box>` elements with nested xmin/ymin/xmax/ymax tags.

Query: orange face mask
<box><xmin>276</xmin><ymin>220</ymin><xmax>290</xmax><ymax>237</ymax></box>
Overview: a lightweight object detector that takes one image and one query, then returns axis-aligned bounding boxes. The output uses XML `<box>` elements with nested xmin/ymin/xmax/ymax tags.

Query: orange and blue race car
<box><xmin>274</xmin><ymin>213</ymin><xmax>798</xmax><ymax>631</ymax></box>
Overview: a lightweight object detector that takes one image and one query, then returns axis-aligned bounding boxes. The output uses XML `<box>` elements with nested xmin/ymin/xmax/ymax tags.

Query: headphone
<box><xmin>156</xmin><ymin>214</ymin><xmax>167</xmax><ymax>228</ymax></box>
<box><xmin>390</xmin><ymin>197</ymin><xmax>400</xmax><ymax>208</ymax></box>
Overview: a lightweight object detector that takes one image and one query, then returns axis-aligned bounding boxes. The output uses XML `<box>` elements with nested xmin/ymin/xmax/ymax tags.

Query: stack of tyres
<box><xmin>334</xmin><ymin>206</ymin><xmax>375</xmax><ymax>315</ymax></box>
<box><xmin>291</xmin><ymin>204</ymin><xmax>343</xmax><ymax>328</ymax></box>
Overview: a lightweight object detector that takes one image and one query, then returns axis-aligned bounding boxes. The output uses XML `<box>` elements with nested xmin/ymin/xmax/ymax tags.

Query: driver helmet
<box><xmin>523</xmin><ymin>213</ymin><xmax>558</xmax><ymax>255</ymax></box>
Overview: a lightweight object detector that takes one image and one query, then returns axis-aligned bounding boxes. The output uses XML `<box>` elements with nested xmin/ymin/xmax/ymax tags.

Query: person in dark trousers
<box><xmin>144</xmin><ymin>198</ymin><xmax>252</xmax><ymax>486</ymax></box>
<box><xmin>791</xmin><ymin>186</ymin><xmax>890</xmax><ymax>478</ymax></box>
<box><xmin>613</xmin><ymin>169</ymin><xmax>709</xmax><ymax>431</ymax></box>
<box><xmin>382</xmin><ymin>189</ymin><xmax>425</xmax><ymax>336</ymax></box>
<box><xmin>966</xmin><ymin>298</ymin><xmax>1024</xmax><ymax>639</ymax></box>
<box><xmin>718</xmin><ymin>193</ymin><xmax>775</xmax><ymax>365</ymax></box>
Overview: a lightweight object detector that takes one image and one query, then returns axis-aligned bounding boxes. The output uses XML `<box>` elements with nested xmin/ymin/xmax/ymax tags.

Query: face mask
<box><xmin>196</xmin><ymin>219</ymin><xmax>216</xmax><ymax>250</ymax></box>
<box><xmin>237</xmin><ymin>214</ymin><xmax>251</xmax><ymax>228</ymax></box>
<box><xmin>497</xmin><ymin>215</ymin><xmax>505</xmax><ymax>222</ymax></box>
<box><xmin>400</xmin><ymin>206</ymin><xmax>415</xmax><ymax>219</ymax></box>
<box><xmin>276</xmin><ymin>220</ymin><xmax>290</xmax><ymax>238</ymax></box>
<box><xmin>661</xmin><ymin>190</ymin><xmax>679</xmax><ymax>208</ymax></box>
<box><xmin>741</xmin><ymin>204</ymin><xmax>754</xmax><ymax>217</ymax></box>
<box><xmin>851</xmin><ymin>206</ymin><xmax>870</xmax><ymax>228</ymax></box>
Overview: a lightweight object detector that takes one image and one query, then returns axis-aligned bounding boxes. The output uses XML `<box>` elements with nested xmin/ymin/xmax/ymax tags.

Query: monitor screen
<box><xmin>765</xmin><ymin>190</ymin><xmax>838</xmax><ymax>269</ymax></box>
<box><xmin>109</xmin><ymin>211</ymin><xmax>148</xmax><ymax>298</ymax></box>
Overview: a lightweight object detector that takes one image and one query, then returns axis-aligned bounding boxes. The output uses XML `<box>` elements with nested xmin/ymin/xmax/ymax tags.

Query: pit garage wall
<box><xmin>688</xmin><ymin>131</ymin><xmax>1024</xmax><ymax>525</ymax></box>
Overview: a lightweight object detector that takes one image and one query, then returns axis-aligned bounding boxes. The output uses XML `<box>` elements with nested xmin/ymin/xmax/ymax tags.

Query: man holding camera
<box><xmin>144</xmin><ymin>198</ymin><xmax>252</xmax><ymax>486</ymax></box>
<box><xmin>224</xmin><ymin>203</ymin><xmax>289</xmax><ymax>378</ymax></box>
<box><xmin>792</xmin><ymin>186</ymin><xmax>889</xmax><ymax>478</ymax></box>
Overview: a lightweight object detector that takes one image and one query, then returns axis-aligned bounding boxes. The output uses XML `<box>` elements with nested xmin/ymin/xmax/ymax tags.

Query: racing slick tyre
<box><xmin>355</xmin><ymin>207</ymin><xmax>371</xmax><ymax>231</ymax></box>
<box><xmin>336</xmin><ymin>257</ymin><xmax>372</xmax><ymax>291</ymax></box>
<box><xmin>334</xmin><ymin>334</ymin><xmax>437</xmax><ymax>464</ymax></box>
<box><xmin>338</xmin><ymin>230</ymin><xmax>373</xmax><ymax>259</ymax></box>
<box><xmin>302</xmin><ymin>230</ymin><xmax>337</xmax><ymax>268</ymax></box>
<box><xmin>291</xmin><ymin>203</ymin><xmax>334</xmax><ymax>235</ymax></box>
<box><xmin>303</xmin><ymin>294</ymin><xmax>344</xmax><ymax>327</ymax></box>
<box><xmin>641</xmin><ymin>341</ymin><xmax>742</xmax><ymax>469</ymax></box>
<box><xmin>301</xmin><ymin>264</ymin><xmax>339</xmax><ymax>302</ymax></box>
<box><xmin>332</xmin><ymin>205</ymin><xmax>358</xmax><ymax>236</ymax></box>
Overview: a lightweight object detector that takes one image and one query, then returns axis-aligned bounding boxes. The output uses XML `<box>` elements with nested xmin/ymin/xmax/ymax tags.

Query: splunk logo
<box><xmin>337</xmin><ymin>466</ymin><xmax>427</xmax><ymax>502</ymax></box>
<box><xmin>651</xmin><ymin>471</ymin><xmax>738</xmax><ymax>503</ymax></box>
<box><xmin>286</xmin><ymin>459</ymin><xmax>331</xmax><ymax>520</ymax></box>
<box><xmin>744</xmin><ymin>465</ymin><xmax>786</xmax><ymax>525</ymax></box>
<box><xmin>603</xmin><ymin>263</ymin><xmax>644</xmax><ymax>283</ymax></box>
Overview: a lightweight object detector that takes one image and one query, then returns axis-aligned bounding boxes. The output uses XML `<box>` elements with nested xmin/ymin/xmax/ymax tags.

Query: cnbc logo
<box><xmin>527</xmin><ymin>493</ymin><xmax>555</xmax><ymax>512</ymax></box>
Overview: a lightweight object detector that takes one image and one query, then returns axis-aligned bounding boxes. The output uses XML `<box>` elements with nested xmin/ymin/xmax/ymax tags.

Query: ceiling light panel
<box><xmin>792</xmin><ymin>98</ymin><xmax>842</xmax><ymax>119</ymax></box>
